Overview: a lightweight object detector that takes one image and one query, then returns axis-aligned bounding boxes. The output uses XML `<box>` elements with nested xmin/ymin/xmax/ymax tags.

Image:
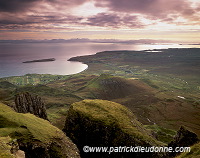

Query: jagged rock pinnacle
<box><xmin>14</xmin><ymin>92</ymin><xmax>48</xmax><ymax>120</ymax></box>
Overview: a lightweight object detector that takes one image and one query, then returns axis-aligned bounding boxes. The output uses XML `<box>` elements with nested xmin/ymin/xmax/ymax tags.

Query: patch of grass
<box><xmin>145</xmin><ymin>124</ymin><xmax>176</xmax><ymax>144</ymax></box>
<box><xmin>15</xmin><ymin>84</ymin><xmax>68</xmax><ymax>97</ymax></box>
<box><xmin>140</xmin><ymin>78</ymin><xmax>159</xmax><ymax>89</ymax></box>
<box><xmin>47</xmin><ymin>106</ymin><xmax>69</xmax><ymax>129</ymax></box>
<box><xmin>0</xmin><ymin>102</ymin><xmax>64</xmax><ymax>143</ymax></box>
<box><xmin>0</xmin><ymin>74</ymin><xmax>70</xmax><ymax>86</ymax></box>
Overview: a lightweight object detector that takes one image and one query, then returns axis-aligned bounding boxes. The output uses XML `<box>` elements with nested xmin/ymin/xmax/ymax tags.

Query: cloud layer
<box><xmin>0</xmin><ymin>0</ymin><xmax>87</xmax><ymax>12</ymax></box>
<box><xmin>0</xmin><ymin>0</ymin><xmax>199</xmax><ymax>40</ymax></box>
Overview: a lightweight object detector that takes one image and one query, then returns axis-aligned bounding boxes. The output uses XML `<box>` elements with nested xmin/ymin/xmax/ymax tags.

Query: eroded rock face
<box><xmin>14</xmin><ymin>92</ymin><xmax>48</xmax><ymax>120</ymax></box>
<box><xmin>168</xmin><ymin>126</ymin><xmax>199</xmax><ymax>157</ymax></box>
<box><xmin>63</xmin><ymin>99</ymin><xmax>164</xmax><ymax>158</ymax></box>
<box><xmin>17</xmin><ymin>132</ymin><xmax>80</xmax><ymax>158</ymax></box>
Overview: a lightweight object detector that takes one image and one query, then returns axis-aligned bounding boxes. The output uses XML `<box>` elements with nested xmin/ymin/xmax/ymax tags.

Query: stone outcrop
<box><xmin>63</xmin><ymin>99</ymin><xmax>165</xmax><ymax>158</ymax></box>
<box><xmin>168</xmin><ymin>126</ymin><xmax>199</xmax><ymax>157</ymax></box>
<box><xmin>14</xmin><ymin>92</ymin><xmax>48</xmax><ymax>120</ymax></box>
<box><xmin>0</xmin><ymin>137</ymin><xmax>25</xmax><ymax>158</ymax></box>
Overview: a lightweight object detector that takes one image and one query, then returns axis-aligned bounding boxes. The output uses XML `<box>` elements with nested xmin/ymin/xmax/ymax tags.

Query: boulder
<box><xmin>168</xmin><ymin>126</ymin><xmax>199</xmax><ymax>157</ymax></box>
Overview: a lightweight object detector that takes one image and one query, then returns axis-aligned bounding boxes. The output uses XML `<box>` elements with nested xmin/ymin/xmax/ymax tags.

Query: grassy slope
<box><xmin>144</xmin><ymin>124</ymin><xmax>176</xmax><ymax>144</ymax></box>
<box><xmin>70</xmin><ymin>99</ymin><xmax>157</xmax><ymax>143</ymax></box>
<box><xmin>64</xmin><ymin>99</ymin><xmax>165</xmax><ymax>157</ymax></box>
<box><xmin>0</xmin><ymin>104</ymin><xmax>58</xmax><ymax>143</ymax></box>
<box><xmin>0</xmin><ymin>102</ymin><xmax>64</xmax><ymax>142</ymax></box>
<box><xmin>0</xmin><ymin>102</ymin><xmax>80</xmax><ymax>158</ymax></box>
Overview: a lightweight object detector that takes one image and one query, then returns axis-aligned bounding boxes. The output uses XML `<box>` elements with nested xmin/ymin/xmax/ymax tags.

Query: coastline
<box><xmin>1</xmin><ymin>47</ymin><xmax>200</xmax><ymax>79</ymax></box>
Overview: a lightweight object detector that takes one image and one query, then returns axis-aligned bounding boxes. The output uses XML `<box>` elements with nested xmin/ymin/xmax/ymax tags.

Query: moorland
<box><xmin>0</xmin><ymin>48</ymin><xmax>200</xmax><ymax>157</ymax></box>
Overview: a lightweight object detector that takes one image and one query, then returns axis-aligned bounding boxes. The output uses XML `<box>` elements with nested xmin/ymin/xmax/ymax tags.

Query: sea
<box><xmin>0</xmin><ymin>42</ymin><xmax>199</xmax><ymax>78</ymax></box>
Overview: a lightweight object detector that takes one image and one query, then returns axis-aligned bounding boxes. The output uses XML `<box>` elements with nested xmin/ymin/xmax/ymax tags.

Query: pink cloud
<box><xmin>85</xmin><ymin>13</ymin><xmax>144</xmax><ymax>29</ymax></box>
<box><xmin>0</xmin><ymin>0</ymin><xmax>199</xmax><ymax>31</ymax></box>
<box><xmin>94</xmin><ymin>0</ymin><xmax>199</xmax><ymax>21</ymax></box>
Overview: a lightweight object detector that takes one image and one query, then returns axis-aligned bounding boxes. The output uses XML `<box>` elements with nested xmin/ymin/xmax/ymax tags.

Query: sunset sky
<box><xmin>0</xmin><ymin>0</ymin><xmax>200</xmax><ymax>43</ymax></box>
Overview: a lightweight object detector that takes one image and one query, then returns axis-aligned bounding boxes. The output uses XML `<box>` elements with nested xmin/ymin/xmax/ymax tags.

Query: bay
<box><xmin>0</xmin><ymin>42</ymin><xmax>199</xmax><ymax>78</ymax></box>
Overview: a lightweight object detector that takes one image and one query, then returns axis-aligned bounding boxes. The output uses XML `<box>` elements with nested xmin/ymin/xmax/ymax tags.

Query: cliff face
<box><xmin>63</xmin><ymin>99</ymin><xmax>164</xmax><ymax>158</ymax></box>
<box><xmin>0</xmin><ymin>102</ymin><xmax>80</xmax><ymax>158</ymax></box>
<box><xmin>14</xmin><ymin>92</ymin><xmax>48</xmax><ymax>120</ymax></box>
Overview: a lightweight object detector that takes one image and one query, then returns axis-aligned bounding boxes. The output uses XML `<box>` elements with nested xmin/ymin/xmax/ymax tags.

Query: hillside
<box><xmin>52</xmin><ymin>74</ymin><xmax>200</xmax><ymax>138</ymax></box>
<box><xmin>1</xmin><ymin>72</ymin><xmax>199</xmax><ymax>138</ymax></box>
<box><xmin>0</xmin><ymin>102</ymin><xmax>80</xmax><ymax>158</ymax></box>
<box><xmin>63</xmin><ymin>99</ymin><xmax>165</xmax><ymax>158</ymax></box>
<box><xmin>69</xmin><ymin>48</ymin><xmax>200</xmax><ymax>97</ymax></box>
<box><xmin>67</xmin><ymin>48</ymin><xmax>200</xmax><ymax>136</ymax></box>
<box><xmin>74</xmin><ymin>74</ymin><xmax>157</xmax><ymax>100</ymax></box>
<box><xmin>0</xmin><ymin>48</ymin><xmax>199</xmax><ymax>156</ymax></box>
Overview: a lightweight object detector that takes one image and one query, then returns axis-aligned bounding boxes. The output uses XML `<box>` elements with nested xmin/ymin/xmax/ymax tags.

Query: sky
<box><xmin>0</xmin><ymin>0</ymin><xmax>200</xmax><ymax>43</ymax></box>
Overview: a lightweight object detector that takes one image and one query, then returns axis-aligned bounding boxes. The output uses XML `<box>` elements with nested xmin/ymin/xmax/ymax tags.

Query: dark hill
<box><xmin>0</xmin><ymin>81</ymin><xmax>16</xmax><ymax>89</ymax></box>
<box><xmin>74</xmin><ymin>74</ymin><xmax>160</xmax><ymax>124</ymax></box>
<box><xmin>76</xmin><ymin>74</ymin><xmax>158</xmax><ymax>101</ymax></box>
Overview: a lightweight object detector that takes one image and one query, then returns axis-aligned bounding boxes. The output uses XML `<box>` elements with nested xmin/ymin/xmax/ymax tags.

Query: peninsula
<box><xmin>23</xmin><ymin>58</ymin><xmax>55</xmax><ymax>63</ymax></box>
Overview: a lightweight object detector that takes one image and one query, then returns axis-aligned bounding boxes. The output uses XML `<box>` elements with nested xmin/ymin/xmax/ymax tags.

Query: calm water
<box><xmin>0</xmin><ymin>42</ymin><xmax>199</xmax><ymax>78</ymax></box>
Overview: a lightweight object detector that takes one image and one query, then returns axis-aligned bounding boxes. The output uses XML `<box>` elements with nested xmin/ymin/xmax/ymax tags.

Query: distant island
<box><xmin>23</xmin><ymin>58</ymin><xmax>55</xmax><ymax>63</ymax></box>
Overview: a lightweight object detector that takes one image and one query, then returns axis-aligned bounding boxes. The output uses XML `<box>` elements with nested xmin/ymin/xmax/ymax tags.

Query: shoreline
<box><xmin>0</xmin><ymin>61</ymin><xmax>88</xmax><ymax>79</ymax></box>
<box><xmin>1</xmin><ymin>47</ymin><xmax>200</xmax><ymax>79</ymax></box>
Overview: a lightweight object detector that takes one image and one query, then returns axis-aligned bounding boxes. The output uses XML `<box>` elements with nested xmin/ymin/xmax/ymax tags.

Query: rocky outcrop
<box><xmin>0</xmin><ymin>102</ymin><xmax>80</xmax><ymax>158</ymax></box>
<box><xmin>14</xmin><ymin>92</ymin><xmax>48</xmax><ymax>120</ymax></box>
<box><xmin>0</xmin><ymin>136</ymin><xmax>25</xmax><ymax>158</ymax></box>
<box><xmin>168</xmin><ymin>126</ymin><xmax>199</xmax><ymax>157</ymax></box>
<box><xmin>63</xmin><ymin>99</ymin><xmax>165</xmax><ymax>158</ymax></box>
